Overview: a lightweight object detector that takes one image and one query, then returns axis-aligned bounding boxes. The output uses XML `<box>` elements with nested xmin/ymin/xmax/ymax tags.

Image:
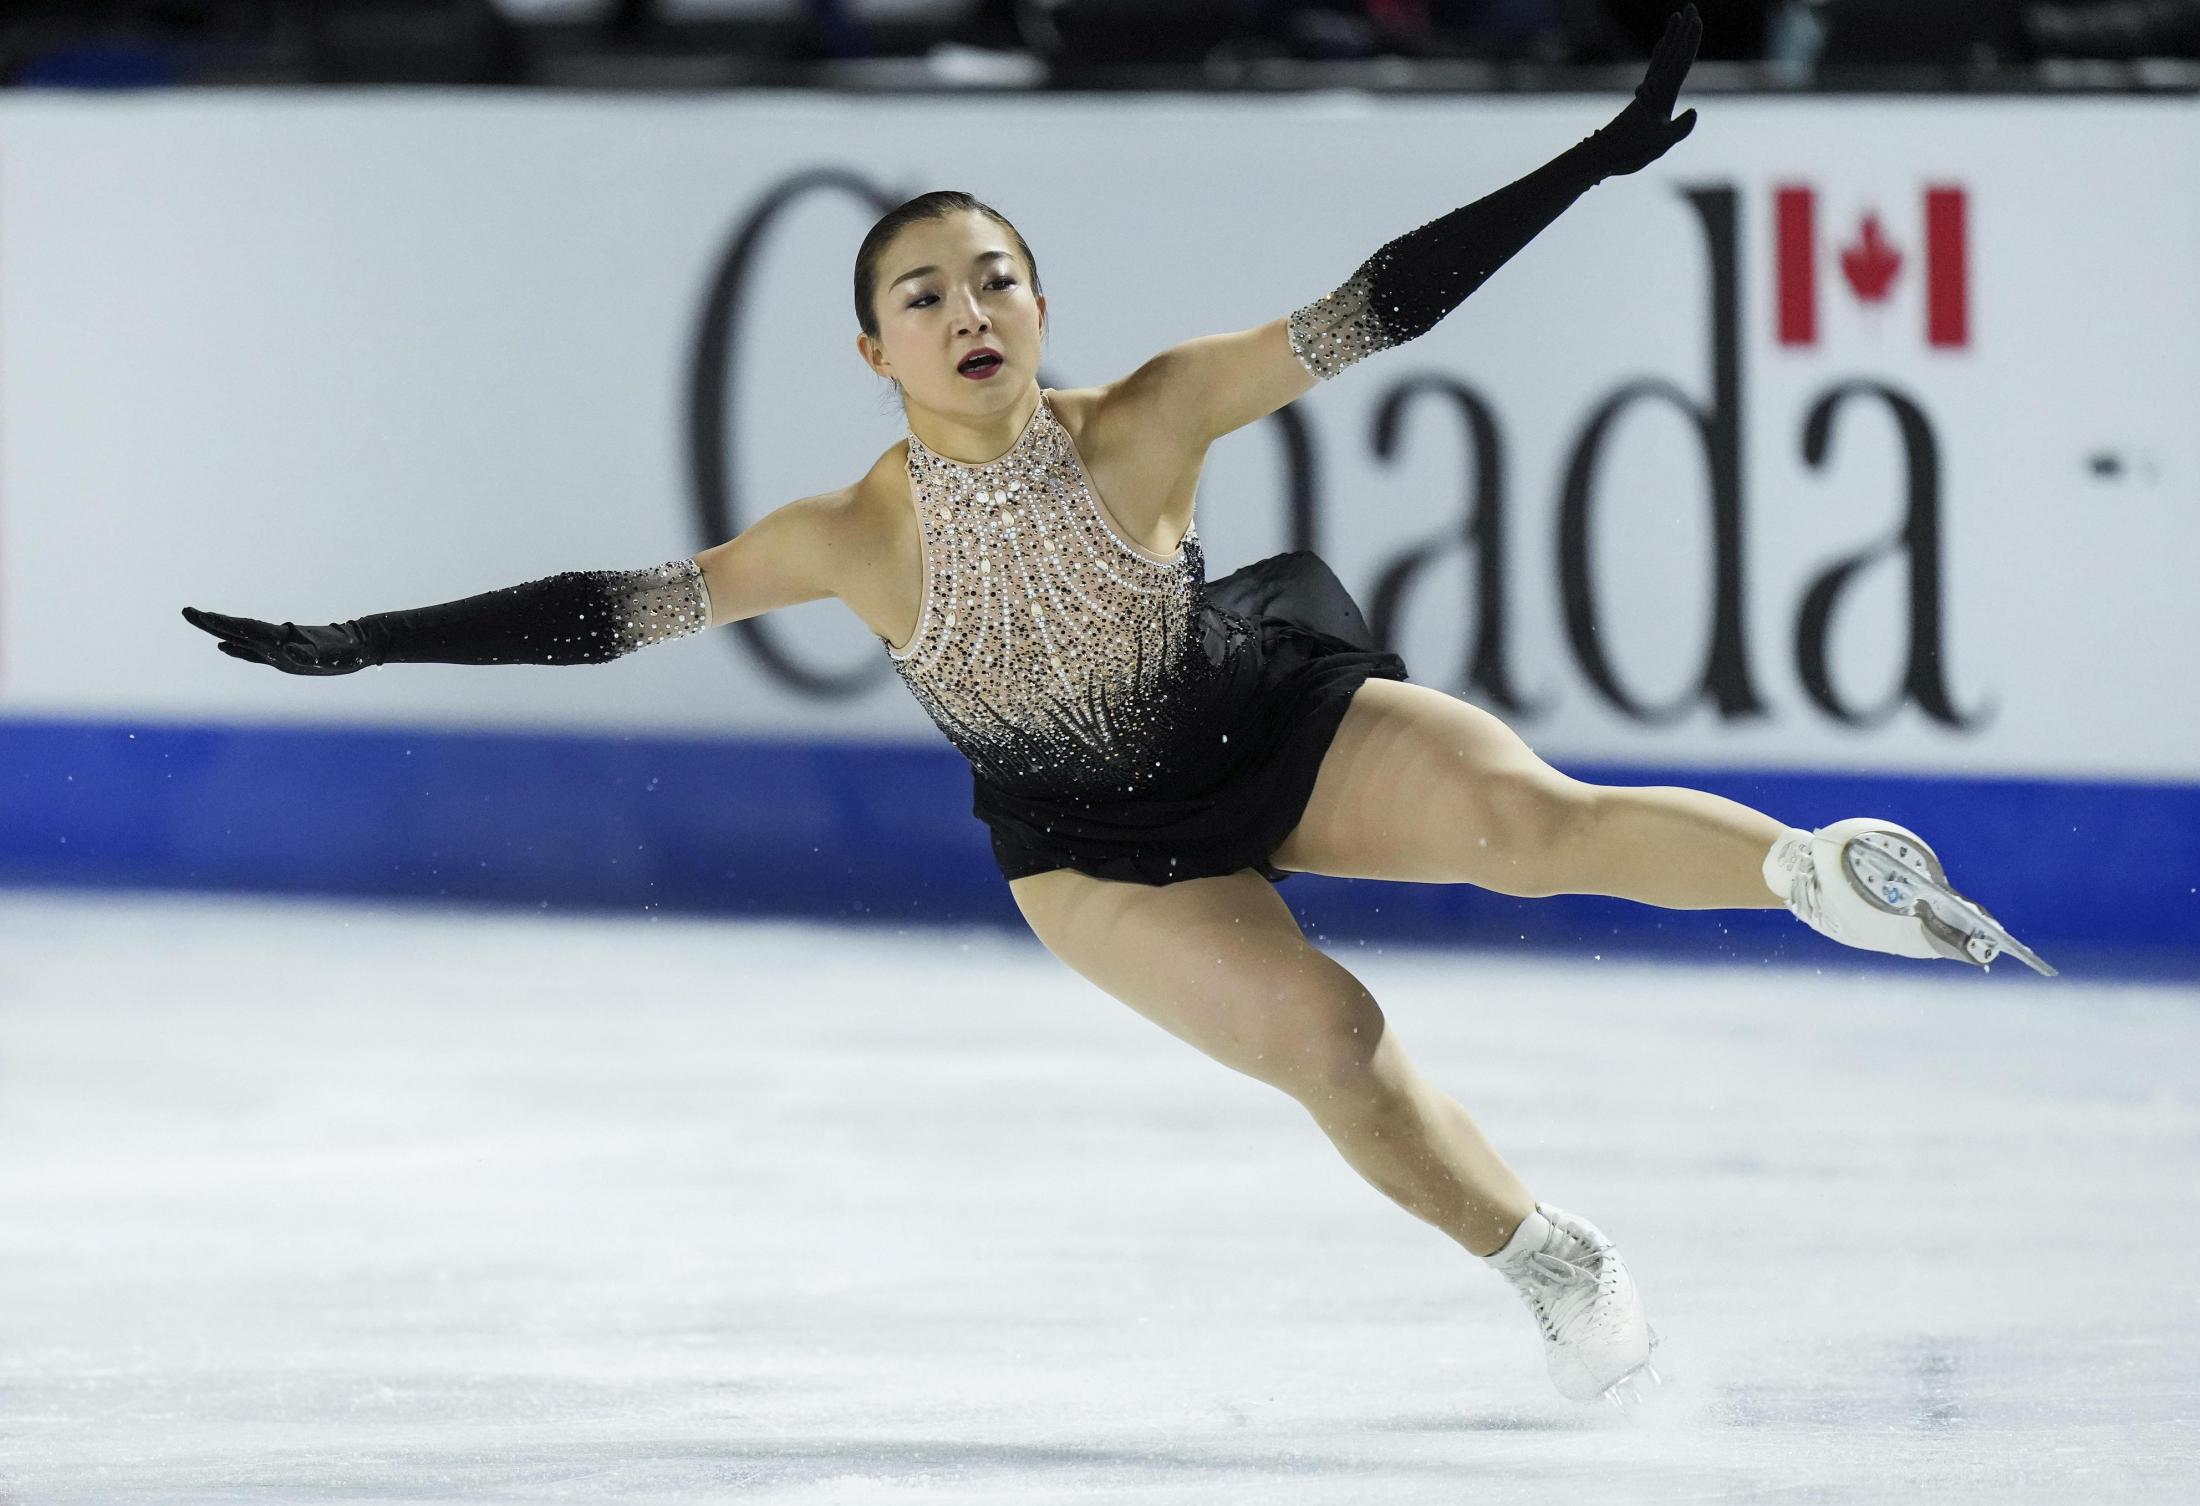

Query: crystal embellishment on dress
<box><xmin>882</xmin><ymin>391</ymin><xmax>1210</xmax><ymax>797</ymax></box>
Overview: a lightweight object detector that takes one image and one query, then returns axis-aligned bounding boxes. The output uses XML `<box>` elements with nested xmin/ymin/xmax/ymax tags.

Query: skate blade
<box><xmin>1597</xmin><ymin>1326</ymin><xmax>1670</xmax><ymax>1411</ymax></box>
<box><xmin>1598</xmin><ymin>1360</ymin><xmax>1668</xmax><ymax>1411</ymax></box>
<box><xmin>1842</xmin><ymin>836</ymin><xmax>2059</xmax><ymax>978</ymax></box>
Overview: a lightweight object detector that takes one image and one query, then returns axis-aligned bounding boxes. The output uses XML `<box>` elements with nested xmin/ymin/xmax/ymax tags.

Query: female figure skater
<box><xmin>182</xmin><ymin>5</ymin><xmax>2048</xmax><ymax>1407</ymax></box>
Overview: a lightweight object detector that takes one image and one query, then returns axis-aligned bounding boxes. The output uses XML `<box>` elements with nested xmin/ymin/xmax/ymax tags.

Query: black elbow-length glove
<box><xmin>1288</xmin><ymin>3</ymin><xmax>1703</xmax><ymax>381</ymax></box>
<box><xmin>181</xmin><ymin>557</ymin><xmax>713</xmax><ymax>675</ymax></box>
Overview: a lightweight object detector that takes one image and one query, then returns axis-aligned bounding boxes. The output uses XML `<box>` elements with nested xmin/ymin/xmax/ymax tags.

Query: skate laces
<box><xmin>1504</xmin><ymin>1244</ymin><xmax>1614</xmax><ymax>1342</ymax></box>
<box><xmin>1789</xmin><ymin>863</ymin><xmax>1827</xmax><ymax>931</ymax></box>
<box><xmin>1775</xmin><ymin>835</ymin><xmax>1833</xmax><ymax>936</ymax></box>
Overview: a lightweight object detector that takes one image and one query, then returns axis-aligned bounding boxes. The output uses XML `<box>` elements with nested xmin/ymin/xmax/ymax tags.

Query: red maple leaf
<box><xmin>1840</xmin><ymin>212</ymin><xmax>1902</xmax><ymax>303</ymax></box>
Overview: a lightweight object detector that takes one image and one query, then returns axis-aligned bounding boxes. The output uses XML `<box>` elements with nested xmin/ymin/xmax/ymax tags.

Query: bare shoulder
<box><xmin>1042</xmin><ymin>380</ymin><xmax>1207</xmax><ymax>499</ymax></box>
<box><xmin>846</xmin><ymin>438</ymin><xmax>913</xmax><ymax>537</ymax></box>
<box><xmin>1042</xmin><ymin>384</ymin><xmax>1108</xmax><ymax>441</ymax></box>
<box><xmin>834</xmin><ymin>439</ymin><xmax>923</xmax><ymax>621</ymax></box>
<box><xmin>1044</xmin><ymin>378</ymin><xmax>1130</xmax><ymax>443</ymax></box>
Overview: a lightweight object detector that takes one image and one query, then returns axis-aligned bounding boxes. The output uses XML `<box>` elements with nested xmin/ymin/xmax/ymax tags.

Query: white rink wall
<box><xmin>0</xmin><ymin>93</ymin><xmax>2193</xmax><ymax>972</ymax></box>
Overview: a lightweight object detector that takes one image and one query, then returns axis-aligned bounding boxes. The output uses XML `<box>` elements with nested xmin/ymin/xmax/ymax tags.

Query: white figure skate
<box><xmin>1484</xmin><ymin>1204</ymin><xmax>1664</xmax><ymax>1406</ymax></box>
<box><xmin>1764</xmin><ymin>818</ymin><xmax>2056</xmax><ymax>976</ymax></box>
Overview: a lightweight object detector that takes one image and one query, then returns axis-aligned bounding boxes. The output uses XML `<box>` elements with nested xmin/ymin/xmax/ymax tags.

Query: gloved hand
<box><xmin>1583</xmin><ymin>4</ymin><xmax>1703</xmax><ymax>178</ymax></box>
<box><xmin>180</xmin><ymin>606</ymin><xmax>379</xmax><ymax>676</ymax></box>
<box><xmin>182</xmin><ymin>559</ymin><xmax>711</xmax><ymax>671</ymax></box>
<box><xmin>1284</xmin><ymin>3</ymin><xmax>1707</xmax><ymax>386</ymax></box>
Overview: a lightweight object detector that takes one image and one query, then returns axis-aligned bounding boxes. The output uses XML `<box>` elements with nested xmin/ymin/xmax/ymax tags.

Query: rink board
<box><xmin>1</xmin><ymin>93</ymin><xmax>2195</xmax><ymax>973</ymax></box>
<box><xmin>3</xmin><ymin>713</ymin><xmax>2191</xmax><ymax>981</ymax></box>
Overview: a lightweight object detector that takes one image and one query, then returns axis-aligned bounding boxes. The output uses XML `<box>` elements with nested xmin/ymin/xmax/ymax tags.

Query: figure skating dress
<box><xmin>880</xmin><ymin>389</ymin><xmax>1407</xmax><ymax>886</ymax></box>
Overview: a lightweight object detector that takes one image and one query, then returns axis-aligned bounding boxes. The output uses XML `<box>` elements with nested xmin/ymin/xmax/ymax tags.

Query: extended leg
<box><xmin>1271</xmin><ymin>678</ymin><xmax>1783</xmax><ymax>906</ymax></box>
<box><xmin>1271</xmin><ymin>679</ymin><xmax>2053</xmax><ymax>971</ymax></box>
<box><xmin>1009</xmin><ymin>863</ymin><xmax>1532</xmax><ymax>1256</ymax></box>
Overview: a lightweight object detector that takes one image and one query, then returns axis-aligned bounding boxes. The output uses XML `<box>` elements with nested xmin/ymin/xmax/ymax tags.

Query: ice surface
<box><xmin>1</xmin><ymin>889</ymin><xmax>2195</xmax><ymax>1505</ymax></box>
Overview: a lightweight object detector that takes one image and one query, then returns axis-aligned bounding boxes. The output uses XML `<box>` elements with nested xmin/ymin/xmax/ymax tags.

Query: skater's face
<box><xmin>858</xmin><ymin>211</ymin><xmax>1046</xmax><ymax>411</ymax></box>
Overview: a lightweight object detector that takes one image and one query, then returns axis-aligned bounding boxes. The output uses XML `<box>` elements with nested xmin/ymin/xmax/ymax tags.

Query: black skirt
<box><xmin>971</xmin><ymin>549</ymin><xmax>1409</xmax><ymax>887</ymax></box>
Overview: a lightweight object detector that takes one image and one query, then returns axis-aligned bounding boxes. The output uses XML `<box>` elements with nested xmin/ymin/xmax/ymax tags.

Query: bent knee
<box><xmin>1255</xmin><ymin>982</ymin><xmax>1389</xmax><ymax>1100</ymax></box>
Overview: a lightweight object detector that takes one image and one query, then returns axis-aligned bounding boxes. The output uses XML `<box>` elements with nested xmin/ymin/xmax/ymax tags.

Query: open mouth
<box><xmin>957</xmin><ymin>352</ymin><xmax>1003</xmax><ymax>378</ymax></box>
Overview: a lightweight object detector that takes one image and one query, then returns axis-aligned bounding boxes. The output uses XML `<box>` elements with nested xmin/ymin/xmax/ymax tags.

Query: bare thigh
<box><xmin>1268</xmin><ymin>677</ymin><xmax>1592</xmax><ymax>894</ymax></box>
<box><xmin>1007</xmin><ymin>865</ymin><xmax>1386</xmax><ymax>1097</ymax></box>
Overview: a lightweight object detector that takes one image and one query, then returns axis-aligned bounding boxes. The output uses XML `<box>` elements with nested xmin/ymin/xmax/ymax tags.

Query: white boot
<box><xmin>1762</xmin><ymin>818</ymin><xmax>2056</xmax><ymax>976</ymax></box>
<box><xmin>1483</xmin><ymin>1203</ymin><xmax>1660</xmax><ymax>1405</ymax></box>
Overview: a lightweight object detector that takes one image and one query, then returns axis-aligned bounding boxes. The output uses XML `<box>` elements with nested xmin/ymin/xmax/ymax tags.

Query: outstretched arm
<box><xmin>182</xmin><ymin>560</ymin><xmax>712</xmax><ymax>674</ymax></box>
<box><xmin>1107</xmin><ymin>5</ymin><xmax>1702</xmax><ymax>452</ymax></box>
<box><xmin>182</xmin><ymin>490</ymin><xmax>847</xmax><ymax>675</ymax></box>
<box><xmin>1288</xmin><ymin>4</ymin><xmax>1702</xmax><ymax>380</ymax></box>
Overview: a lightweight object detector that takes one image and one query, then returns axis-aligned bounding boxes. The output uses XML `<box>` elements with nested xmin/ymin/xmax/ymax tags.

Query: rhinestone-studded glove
<box><xmin>182</xmin><ymin>558</ymin><xmax>712</xmax><ymax>674</ymax></box>
<box><xmin>1286</xmin><ymin>4</ymin><xmax>1702</xmax><ymax>382</ymax></box>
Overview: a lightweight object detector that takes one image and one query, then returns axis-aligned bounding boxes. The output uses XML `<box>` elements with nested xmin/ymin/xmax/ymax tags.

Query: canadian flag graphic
<box><xmin>1774</xmin><ymin>184</ymin><xmax>1970</xmax><ymax>349</ymax></box>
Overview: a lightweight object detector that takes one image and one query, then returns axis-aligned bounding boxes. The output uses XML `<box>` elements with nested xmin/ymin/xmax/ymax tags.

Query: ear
<box><xmin>856</xmin><ymin>329</ymin><xmax>887</xmax><ymax>380</ymax></box>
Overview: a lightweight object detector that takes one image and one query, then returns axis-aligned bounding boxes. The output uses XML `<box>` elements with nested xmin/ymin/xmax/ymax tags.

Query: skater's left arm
<box><xmin>1113</xmin><ymin>5</ymin><xmax>1702</xmax><ymax>453</ymax></box>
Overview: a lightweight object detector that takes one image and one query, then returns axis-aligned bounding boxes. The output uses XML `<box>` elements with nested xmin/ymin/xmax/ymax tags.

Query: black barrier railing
<box><xmin>804</xmin><ymin>55</ymin><xmax>2200</xmax><ymax>95</ymax></box>
<box><xmin>8</xmin><ymin>54</ymin><xmax>2200</xmax><ymax>93</ymax></box>
<box><xmin>3</xmin><ymin>5</ymin><xmax>2198</xmax><ymax>95</ymax></box>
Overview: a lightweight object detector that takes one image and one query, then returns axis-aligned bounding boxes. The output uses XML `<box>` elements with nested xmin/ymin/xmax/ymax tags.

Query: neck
<box><xmin>908</xmin><ymin>387</ymin><xmax>1042</xmax><ymax>465</ymax></box>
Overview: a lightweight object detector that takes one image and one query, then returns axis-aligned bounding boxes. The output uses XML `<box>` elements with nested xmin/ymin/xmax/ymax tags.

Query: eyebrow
<box><xmin>889</xmin><ymin>249</ymin><xmax>1015</xmax><ymax>292</ymax></box>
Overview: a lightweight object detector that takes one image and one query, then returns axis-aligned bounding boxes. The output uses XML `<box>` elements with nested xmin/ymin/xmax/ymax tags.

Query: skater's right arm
<box><xmin>180</xmin><ymin>491</ymin><xmax>849</xmax><ymax>676</ymax></box>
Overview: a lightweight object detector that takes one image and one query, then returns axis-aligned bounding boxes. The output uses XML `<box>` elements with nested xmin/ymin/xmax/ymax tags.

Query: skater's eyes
<box><xmin>908</xmin><ymin>278</ymin><xmax>1016</xmax><ymax>309</ymax></box>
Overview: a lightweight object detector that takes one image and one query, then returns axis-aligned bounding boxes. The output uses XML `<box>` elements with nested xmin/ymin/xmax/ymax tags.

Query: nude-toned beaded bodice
<box><xmin>881</xmin><ymin>390</ymin><xmax>1215</xmax><ymax>798</ymax></box>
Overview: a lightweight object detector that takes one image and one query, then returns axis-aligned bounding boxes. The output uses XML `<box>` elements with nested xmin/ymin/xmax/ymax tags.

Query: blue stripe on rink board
<box><xmin>2</xmin><ymin>714</ymin><xmax>2194</xmax><ymax>982</ymax></box>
